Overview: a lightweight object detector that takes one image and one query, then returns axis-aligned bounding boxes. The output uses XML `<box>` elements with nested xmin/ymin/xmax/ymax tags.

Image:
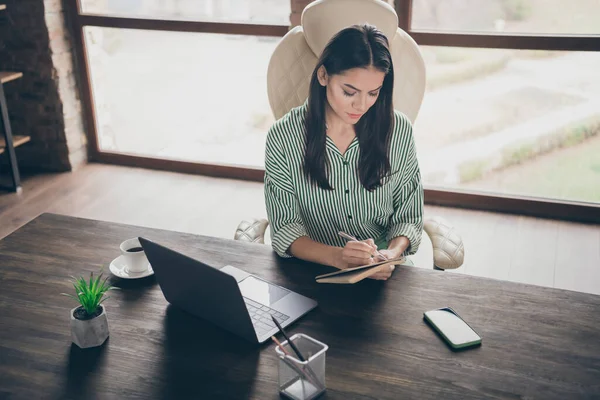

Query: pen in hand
<box><xmin>338</xmin><ymin>231</ymin><xmax>388</xmax><ymax>261</ymax></box>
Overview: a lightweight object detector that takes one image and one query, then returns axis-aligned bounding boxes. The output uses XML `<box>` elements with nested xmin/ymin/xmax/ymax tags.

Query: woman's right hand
<box><xmin>334</xmin><ymin>239</ymin><xmax>378</xmax><ymax>270</ymax></box>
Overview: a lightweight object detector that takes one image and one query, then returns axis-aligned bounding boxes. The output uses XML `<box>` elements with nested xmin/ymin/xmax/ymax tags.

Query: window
<box><xmin>411</xmin><ymin>0</ymin><xmax>600</xmax><ymax>35</ymax></box>
<box><xmin>416</xmin><ymin>46</ymin><xmax>600</xmax><ymax>203</ymax></box>
<box><xmin>80</xmin><ymin>0</ymin><xmax>291</xmax><ymax>25</ymax></box>
<box><xmin>69</xmin><ymin>0</ymin><xmax>600</xmax><ymax>221</ymax></box>
<box><xmin>85</xmin><ymin>27</ymin><xmax>277</xmax><ymax>167</ymax></box>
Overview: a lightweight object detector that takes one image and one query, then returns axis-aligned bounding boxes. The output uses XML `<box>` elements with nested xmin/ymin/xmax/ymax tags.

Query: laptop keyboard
<box><xmin>243</xmin><ymin>297</ymin><xmax>289</xmax><ymax>336</ymax></box>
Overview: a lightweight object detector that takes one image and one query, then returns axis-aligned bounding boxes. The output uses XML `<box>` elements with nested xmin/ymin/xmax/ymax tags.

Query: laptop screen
<box><xmin>239</xmin><ymin>276</ymin><xmax>290</xmax><ymax>306</ymax></box>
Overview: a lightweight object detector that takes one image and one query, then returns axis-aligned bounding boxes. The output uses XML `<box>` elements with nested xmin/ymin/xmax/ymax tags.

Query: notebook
<box><xmin>315</xmin><ymin>257</ymin><xmax>406</xmax><ymax>284</ymax></box>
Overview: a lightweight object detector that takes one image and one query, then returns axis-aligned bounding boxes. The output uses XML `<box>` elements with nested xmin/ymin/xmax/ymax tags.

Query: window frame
<box><xmin>67</xmin><ymin>0</ymin><xmax>600</xmax><ymax>223</ymax></box>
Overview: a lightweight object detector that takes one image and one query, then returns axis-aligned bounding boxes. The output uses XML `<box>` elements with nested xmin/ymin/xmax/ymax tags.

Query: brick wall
<box><xmin>0</xmin><ymin>0</ymin><xmax>87</xmax><ymax>172</ymax></box>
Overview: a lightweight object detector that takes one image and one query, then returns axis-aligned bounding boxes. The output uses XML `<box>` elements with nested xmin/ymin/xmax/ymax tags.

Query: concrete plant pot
<box><xmin>70</xmin><ymin>305</ymin><xmax>109</xmax><ymax>348</ymax></box>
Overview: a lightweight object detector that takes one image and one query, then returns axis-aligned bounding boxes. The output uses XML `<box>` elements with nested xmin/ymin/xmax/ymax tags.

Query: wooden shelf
<box><xmin>0</xmin><ymin>135</ymin><xmax>30</xmax><ymax>155</ymax></box>
<box><xmin>0</xmin><ymin>72</ymin><xmax>23</xmax><ymax>84</ymax></box>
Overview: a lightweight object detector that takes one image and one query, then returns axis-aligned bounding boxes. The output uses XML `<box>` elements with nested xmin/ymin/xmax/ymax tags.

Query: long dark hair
<box><xmin>304</xmin><ymin>24</ymin><xmax>394</xmax><ymax>191</ymax></box>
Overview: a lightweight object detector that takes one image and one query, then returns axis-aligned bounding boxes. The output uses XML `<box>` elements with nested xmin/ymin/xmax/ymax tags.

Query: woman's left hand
<box><xmin>367</xmin><ymin>249</ymin><xmax>403</xmax><ymax>280</ymax></box>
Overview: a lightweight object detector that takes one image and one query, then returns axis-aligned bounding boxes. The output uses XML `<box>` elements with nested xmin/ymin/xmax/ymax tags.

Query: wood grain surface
<box><xmin>0</xmin><ymin>213</ymin><xmax>599</xmax><ymax>399</ymax></box>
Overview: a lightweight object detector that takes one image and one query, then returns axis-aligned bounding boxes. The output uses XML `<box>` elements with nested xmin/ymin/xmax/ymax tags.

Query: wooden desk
<box><xmin>0</xmin><ymin>213</ymin><xmax>598</xmax><ymax>399</ymax></box>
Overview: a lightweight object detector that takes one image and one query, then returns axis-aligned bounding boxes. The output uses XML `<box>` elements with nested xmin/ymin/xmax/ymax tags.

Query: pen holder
<box><xmin>275</xmin><ymin>333</ymin><xmax>328</xmax><ymax>400</ymax></box>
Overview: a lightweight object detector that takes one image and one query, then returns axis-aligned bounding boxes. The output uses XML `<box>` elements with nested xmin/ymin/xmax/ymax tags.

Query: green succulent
<box><xmin>63</xmin><ymin>271</ymin><xmax>117</xmax><ymax>316</ymax></box>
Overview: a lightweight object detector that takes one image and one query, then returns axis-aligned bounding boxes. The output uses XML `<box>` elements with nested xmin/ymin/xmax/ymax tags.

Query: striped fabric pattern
<box><xmin>264</xmin><ymin>102</ymin><xmax>424</xmax><ymax>259</ymax></box>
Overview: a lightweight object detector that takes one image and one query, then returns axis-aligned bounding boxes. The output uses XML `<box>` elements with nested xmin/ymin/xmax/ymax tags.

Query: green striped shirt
<box><xmin>264</xmin><ymin>102</ymin><xmax>424</xmax><ymax>259</ymax></box>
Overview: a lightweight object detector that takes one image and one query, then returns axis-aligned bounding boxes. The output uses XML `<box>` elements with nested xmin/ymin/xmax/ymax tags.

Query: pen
<box><xmin>338</xmin><ymin>231</ymin><xmax>388</xmax><ymax>261</ymax></box>
<box><xmin>270</xmin><ymin>315</ymin><xmax>306</xmax><ymax>361</ymax></box>
<box><xmin>271</xmin><ymin>320</ymin><xmax>324</xmax><ymax>389</ymax></box>
<box><xmin>271</xmin><ymin>336</ymin><xmax>323</xmax><ymax>390</ymax></box>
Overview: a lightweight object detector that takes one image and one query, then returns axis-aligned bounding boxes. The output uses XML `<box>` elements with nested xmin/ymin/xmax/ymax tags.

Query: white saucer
<box><xmin>109</xmin><ymin>255</ymin><xmax>154</xmax><ymax>279</ymax></box>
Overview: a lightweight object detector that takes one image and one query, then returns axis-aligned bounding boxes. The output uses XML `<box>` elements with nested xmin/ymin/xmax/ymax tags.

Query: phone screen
<box><xmin>424</xmin><ymin>308</ymin><xmax>481</xmax><ymax>347</ymax></box>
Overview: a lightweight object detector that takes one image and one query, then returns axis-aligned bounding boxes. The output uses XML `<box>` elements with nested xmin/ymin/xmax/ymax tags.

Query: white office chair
<box><xmin>234</xmin><ymin>0</ymin><xmax>464</xmax><ymax>270</ymax></box>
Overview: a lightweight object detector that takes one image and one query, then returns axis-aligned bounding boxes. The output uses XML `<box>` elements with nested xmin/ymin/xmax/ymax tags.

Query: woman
<box><xmin>264</xmin><ymin>24</ymin><xmax>423</xmax><ymax>280</ymax></box>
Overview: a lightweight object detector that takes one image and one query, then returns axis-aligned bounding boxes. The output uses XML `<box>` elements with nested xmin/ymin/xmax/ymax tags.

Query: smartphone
<box><xmin>424</xmin><ymin>307</ymin><xmax>482</xmax><ymax>350</ymax></box>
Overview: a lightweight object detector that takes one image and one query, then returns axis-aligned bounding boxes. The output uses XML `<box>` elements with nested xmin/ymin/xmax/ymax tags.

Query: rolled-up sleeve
<box><xmin>387</xmin><ymin>115</ymin><xmax>424</xmax><ymax>256</ymax></box>
<box><xmin>264</xmin><ymin>127</ymin><xmax>308</xmax><ymax>258</ymax></box>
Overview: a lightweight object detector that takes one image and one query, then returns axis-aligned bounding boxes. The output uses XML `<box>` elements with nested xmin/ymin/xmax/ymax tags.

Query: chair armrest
<box><xmin>234</xmin><ymin>219</ymin><xmax>270</xmax><ymax>244</ymax></box>
<box><xmin>423</xmin><ymin>216</ymin><xmax>465</xmax><ymax>270</ymax></box>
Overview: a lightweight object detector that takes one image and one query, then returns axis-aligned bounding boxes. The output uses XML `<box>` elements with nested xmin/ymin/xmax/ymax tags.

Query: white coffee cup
<box><xmin>120</xmin><ymin>238</ymin><xmax>149</xmax><ymax>273</ymax></box>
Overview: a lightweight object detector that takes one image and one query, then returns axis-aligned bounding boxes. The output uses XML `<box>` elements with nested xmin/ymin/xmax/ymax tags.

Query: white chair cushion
<box><xmin>266</xmin><ymin>0</ymin><xmax>426</xmax><ymax>122</ymax></box>
<box><xmin>267</xmin><ymin>26</ymin><xmax>317</xmax><ymax>121</ymax></box>
<box><xmin>301</xmin><ymin>0</ymin><xmax>399</xmax><ymax>58</ymax></box>
<box><xmin>389</xmin><ymin>30</ymin><xmax>426</xmax><ymax>123</ymax></box>
<box><xmin>423</xmin><ymin>217</ymin><xmax>465</xmax><ymax>270</ymax></box>
<box><xmin>234</xmin><ymin>218</ymin><xmax>270</xmax><ymax>244</ymax></box>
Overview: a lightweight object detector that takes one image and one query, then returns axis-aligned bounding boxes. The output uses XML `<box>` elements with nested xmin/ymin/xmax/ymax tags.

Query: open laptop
<box><xmin>138</xmin><ymin>237</ymin><xmax>317</xmax><ymax>344</ymax></box>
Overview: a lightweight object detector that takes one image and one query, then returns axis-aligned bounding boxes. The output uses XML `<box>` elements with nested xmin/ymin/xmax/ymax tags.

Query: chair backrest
<box><xmin>267</xmin><ymin>0</ymin><xmax>426</xmax><ymax>123</ymax></box>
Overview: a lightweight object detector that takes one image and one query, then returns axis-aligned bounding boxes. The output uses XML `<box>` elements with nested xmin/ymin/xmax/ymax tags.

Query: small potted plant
<box><xmin>63</xmin><ymin>271</ymin><xmax>116</xmax><ymax>349</ymax></box>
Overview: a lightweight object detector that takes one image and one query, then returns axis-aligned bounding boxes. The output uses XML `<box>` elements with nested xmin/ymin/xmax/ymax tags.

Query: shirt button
<box><xmin>347</xmin><ymin>215</ymin><xmax>352</xmax><ymax>219</ymax></box>
<box><xmin>343</xmin><ymin>161</ymin><xmax>349</xmax><ymax>166</ymax></box>
<box><xmin>345</xmin><ymin>189</ymin><xmax>349</xmax><ymax>194</ymax></box>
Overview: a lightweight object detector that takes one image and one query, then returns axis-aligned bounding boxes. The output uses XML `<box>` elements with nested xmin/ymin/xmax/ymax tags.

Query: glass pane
<box><xmin>416</xmin><ymin>46</ymin><xmax>600</xmax><ymax>204</ymax></box>
<box><xmin>85</xmin><ymin>27</ymin><xmax>278</xmax><ymax>167</ymax></box>
<box><xmin>81</xmin><ymin>0</ymin><xmax>290</xmax><ymax>25</ymax></box>
<box><xmin>411</xmin><ymin>0</ymin><xmax>600</xmax><ymax>35</ymax></box>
